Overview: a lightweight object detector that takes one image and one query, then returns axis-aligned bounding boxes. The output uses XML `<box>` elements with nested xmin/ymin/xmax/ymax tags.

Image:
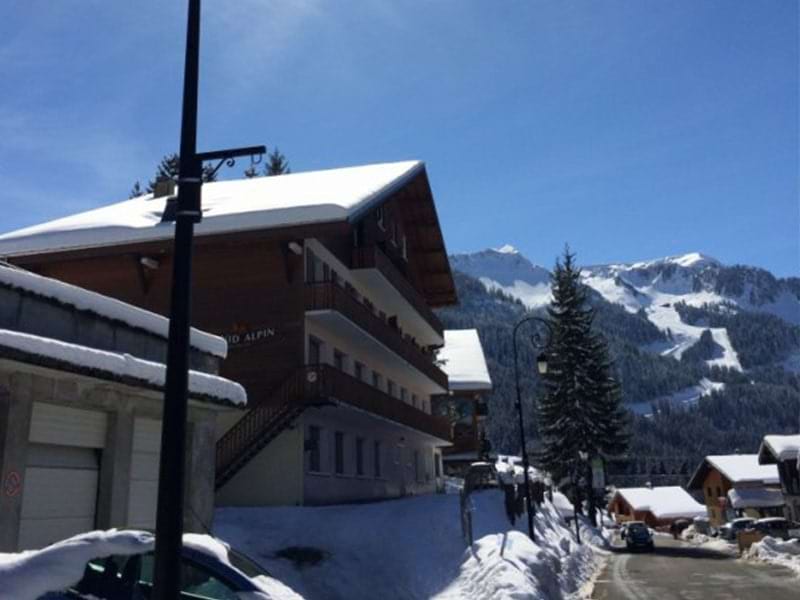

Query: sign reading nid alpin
<box><xmin>223</xmin><ymin>327</ymin><xmax>276</xmax><ymax>347</ymax></box>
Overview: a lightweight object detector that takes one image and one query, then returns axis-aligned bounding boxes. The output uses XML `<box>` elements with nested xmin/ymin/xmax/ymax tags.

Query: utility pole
<box><xmin>151</xmin><ymin>2</ymin><xmax>264</xmax><ymax>597</ymax></box>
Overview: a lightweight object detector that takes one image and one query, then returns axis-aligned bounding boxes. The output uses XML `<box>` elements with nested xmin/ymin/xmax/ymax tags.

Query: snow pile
<box><xmin>0</xmin><ymin>530</ymin><xmax>153</xmax><ymax>600</ymax></box>
<box><xmin>679</xmin><ymin>525</ymin><xmax>736</xmax><ymax>555</ymax></box>
<box><xmin>0</xmin><ymin>262</ymin><xmax>226</xmax><ymax>357</ymax></box>
<box><xmin>215</xmin><ymin>491</ymin><xmax>603</xmax><ymax>600</ymax></box>
<box><xmin>438</xmin><ymin>329</ymin><xmax>493</xmax><ymax>391</ymax></box>
<box><xmin>0</xmin><ymin>161</ymin><xmax>424</xmax><ymax>257</ymax></box>
<box><xmin>0</xmin><ymin>328</ymin><xmax>246</xmax><ymax>406</ymax></box>
<box><xmin>744</xmin><ymin>536</ymin><xmax>800</xmax><ymax>576</ymax></box>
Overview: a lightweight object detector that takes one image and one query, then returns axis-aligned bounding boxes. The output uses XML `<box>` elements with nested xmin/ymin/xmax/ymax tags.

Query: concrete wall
<box><xmin>0</xmin><ymin>283</ymin><xmax>218</xmax><ymax>373</ymax></box>
<box><xmin>302</xmin><ymin>405</ymin><xmax>438</xmax><ymax>505</ymax></box>
<box><xmin>0</xmin><ymin>361</ymin><xmax>226</xmax><ymax>551</ymax></box>
<box><xmin>215</xmin><ymin>425</ymin><xmax>304</xmax><ymax>507</ymax></box>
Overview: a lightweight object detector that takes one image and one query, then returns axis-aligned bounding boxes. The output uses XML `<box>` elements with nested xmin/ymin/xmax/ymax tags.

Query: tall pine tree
<box><xmin>536</xmin><ymin>247</ymin><xmax>629</xmax><ymax>525</ymax></box>
<box><xmin>129</xmin><ymin>153</ymin><xmax>218</xmax><ymax>196</ymax></box>
<box><xmin>264</xmin><ymin>147</ymin><xmax>290</xmax><ymax>176</ymax></box>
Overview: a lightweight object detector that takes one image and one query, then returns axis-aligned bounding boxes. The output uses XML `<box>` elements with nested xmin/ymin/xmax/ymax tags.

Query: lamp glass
<box><xmin>536</xmin><ymin>354</ymin><xmax>548</xmax><ymax>375</ymax></box>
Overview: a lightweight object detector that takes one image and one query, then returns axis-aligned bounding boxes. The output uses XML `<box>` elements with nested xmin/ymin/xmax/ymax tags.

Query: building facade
<box><xmin>758</xmin><ymin>435</ymin><xmax>800</xmax><ymax>522</ymax></box>
<box><xmin>608</xmin><ymin>486</ymin><xmax>706</xmax><ymax>528</ymax></box>
<box><xmin>687</xmin><ymin>454</ymin><xmax>783</xmax><ymax>527</ymax></box>
<box><xmin>0</xmin><ymin>264</ymin><xmax>243</xmax><ymax>551</ymax></box>
<box><xmin>0</xmin><ymin>161</ymin><xmax>457</xmax><ymax>506</ymax></box>
<box><xmin>432</xmin><ymin>329</ymin><xmax>493</xmax><ymax>476</ymax></box>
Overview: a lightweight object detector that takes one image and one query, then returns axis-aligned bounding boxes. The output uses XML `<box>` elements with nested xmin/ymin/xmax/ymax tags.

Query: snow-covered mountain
<box><xmin>450</xmin><ymin>247</ymin><xmax>800</xmax><ymax>373</ymax></box>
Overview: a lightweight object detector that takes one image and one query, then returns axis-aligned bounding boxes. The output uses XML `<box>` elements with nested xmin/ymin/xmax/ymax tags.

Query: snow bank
<box><xmin>0</xmin><ymin>328</ymin><xmax>246</xmax><ymax>406</ymax></box>
<box><xmin>744</xmin><ymin>536</ymin><xmax>800</xmax><ymax>576</ymax></box>
<box><xmin>679</xmin><ymin>525</ymin><xmax>737</xmax><ymax>555</ymax></box>
<box><xmin>0</xmin><ymin>263</ymin><xmax>226</xmax><ymax>357</ymax></box>
<box><xmin>215</xmin><ymin>491</ymin><xmax>603</xmax><ymax>600</ymax></box>
<box><xmin>438</xmin><ymin>329</ymin><xmax>493</xmax><ymax>391</ymax></box>
<box><xmin>0</xmin><ymin>530</ymin><xmax>153</xmax><ymax>600</ymax></box>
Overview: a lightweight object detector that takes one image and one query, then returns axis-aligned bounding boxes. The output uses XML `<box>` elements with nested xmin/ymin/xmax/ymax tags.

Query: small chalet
<box><xmin>0</xmin><ymin>263</ymin><xmax>244</xmax><ymax>551</ymax></box>
<box><xmin>758</xmin><ymin>434</ymin><xmax>800</xmax><ymax>522</ymax></box>
<box><xmin>432</xmin><ymin>329</ymin><xmax>493</xmax><ymax>476</ymax></box>
<box><xmin>608</xmin><ymin>486</ymin><xmax>706</xmax><ymax>528</ymax></box>
<box><xmin>687</xmin><ymin>454</ymin><xmax>782</xmax><ymax>527</ymax></box>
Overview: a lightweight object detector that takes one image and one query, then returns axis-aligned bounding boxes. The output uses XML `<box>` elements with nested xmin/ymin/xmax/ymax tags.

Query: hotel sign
<box><xmin>223</xmin><ymin>324</ymin><xmax>276</xmax><ymax>347</ymax></box>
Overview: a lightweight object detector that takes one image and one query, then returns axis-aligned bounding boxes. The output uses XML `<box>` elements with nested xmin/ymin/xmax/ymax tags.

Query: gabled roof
<box><xmin>687</xmin><ymin>454</ymin><xmax>780</xmax><ymax>489</ymax></box>
<box><xmin>0</xmin><ymin>262</ymin><xmax>226</xmax><ymax>358</ymax></box>
<box><xmin>0</xmin><ymin>161</ymin><xmax>424</xmax><ymax>257</ymax></box>
<box><xmin>611</xmin><ymin>486</ymin><xmax>706</xmax><ymax>520</ymax></box>
<box><xmin>758</xmin><ymin>434</ymin><xmax>800</xmax><ymax>464</ymax></box>
<box><xmin>438</xmin><ymin>329</ymin><xmax>493</xmax><ymax>391</ymax></box>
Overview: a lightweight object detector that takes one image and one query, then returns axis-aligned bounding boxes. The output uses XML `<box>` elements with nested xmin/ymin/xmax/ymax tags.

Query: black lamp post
<box><xmin>512</xmin><ymin>315</ymin><xmax>553</xmax><ymax>542</ymax></box>
<box><xmin>151</xmin><ymin>2</ymin><xmax>265</xmax><ymax>598</ymax></box>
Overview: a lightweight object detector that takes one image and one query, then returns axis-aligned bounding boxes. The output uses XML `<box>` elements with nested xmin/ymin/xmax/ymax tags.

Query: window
<box><xmin>411</xmin><ymin>393</ymin><xmax>417</xmax><ymax>408</ymax></box>
<box><xmin>305</xmin><ymin>249</ymin><xmax>316</xmax><ymax>282</ymax></box>
<box><xmin>414</xmin><ymin>450</ymin><xmax>420</xmax><ymax>482</ymax></box>
<box><xmin>307</xmin><ymin>426</ymin><xmax>321</xmax><ymax>472</ymax></box>
<box><xmin>139</xmin><ymin>554</ymin><xmax>239</xmax><ymax>600</ymax></box>
<box><xmin>434</xmin><ymin>453</ymin><xmax>441</xmax><ymax>478</ymax></box>
<box><xmin>334</xmin><ymin>349</ymin><xmax>346</xmax><ymax>371</ymax></box>
<box><xmin>308</xmin><ymin>336</ymin><xmax>323</xmax><ymax>365</ymax></box>
<box><xmin>354</xmin><ymin>361</ymin><xmax>365</xmax><ymax>381</ymax></box>
<box><xmin>356</xmin><ymin>437</ymin><xmax>365</xmax><ymax>476</ymax></box>
<box><xmin>400</xmin><ymin>388</ymin><xmax>408</xmax><ymax>403</ymax></box>
<box><xmin>335</xmin><ymin>431</ymin><xmax>345</xmax><ymax>475</ymax></box>
<box><xmin>706</xmin><ymin>486</ymin><xmax>712</xmax><ymax>499</ymax></box>
<box><xmin>387</xmin><ymin>379</ymin><xmax>396</xmax><ymax>398</ymax></box>
<box><xmin>716</xmin><ymin>486</ymin><xmax>722</xmax><ymax>499</ymax></box>
<box><xmin>374</xmin><ymin>441</ymin><xmax>382</xmax><ymax>477</ymax></box>
<box><xmin>372</xmin><ymin>370</ymin><xmax>382</xmax><ymax>390</ymax></box>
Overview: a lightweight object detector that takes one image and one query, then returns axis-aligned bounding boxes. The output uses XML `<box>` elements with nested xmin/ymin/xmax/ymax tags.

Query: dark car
<box><xmin>39</xmin><ymin>535</ymin><xmax>273</xmax><ymax>600</ymax></box>
<box><xmin>623</xmin><ymin>521</ymin><xmax>654</xmax><ymax>552</ymax></box>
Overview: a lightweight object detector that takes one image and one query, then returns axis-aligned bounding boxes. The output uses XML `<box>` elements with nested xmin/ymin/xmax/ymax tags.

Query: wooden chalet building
<box><xmin>607</xmin><ymin>486</ymin><xmax>706</xmax><ymax>528</ymax></box>
<box><xmin>432</xmin><ymin>329</ymin><xmax>493</xmax><ymax>476</ymax></box>
<box><xmin>0</xmin><ymin>161</ymin><xmax>457</xmax><ymax>506</ymax></box>
<box><xmin>686</xmin><ymin>454</ymin><xmax>782</xmax><ymax>527</ymax></box>
<box><xmin>758</xmin><ymin>435</ymin><xmax>800</xmax><ymax>522</ymax></box>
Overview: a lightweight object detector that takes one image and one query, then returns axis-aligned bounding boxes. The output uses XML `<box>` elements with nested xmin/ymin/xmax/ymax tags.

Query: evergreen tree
<box><xmin>536</xmin><ymin>247</ymin><xmax>629</xmax><ymax>525</ymax></box>
<box><xmin>135</xmin><ymin>153</ymin><xmax>218</xmax><ymax>194</ymax></box>
<box><xmin>129</xmin><ymin>181</ymin><xmax>144</xmax><ymax>199</ymax></box>
<box><xmin>265</xmin><ymin>147</ymin><xmax>290</xmax><ymax>176</ymax></box>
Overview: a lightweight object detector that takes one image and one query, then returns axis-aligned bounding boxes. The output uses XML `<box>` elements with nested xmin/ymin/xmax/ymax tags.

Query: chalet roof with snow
<box><xmin>727</xmin><ymin>487</ymin><xmax>785</xmax><ymax>510</ymax></box>
<box><xmin>0</xmin><ymin>328</ymin><xmax>245</xmax><ymax>407</ymax></box>
<box><xmin>758</xmin><ymin>434</ymin><xmax>800</xmax><ymax>464</ymax></box>
<box><xmin>611</xmin><ymin>486</ymin><xmax>706</xmax><ymax>520</ymax></box>
<box><xmin>438</xmin><ymin>329</ymin><xmax>493</xmax><ymax>392</ymax></box>
<box><xmin>687</xmin><ymin>454</ymin><xmax>780</xmax><ymax>490</ymax></box>
<box><xmin>0</xmin><ymin>262</ymin><xmax>226</xmax><ymax>357</ymax></box>
<box><xmin>0</xmin><ymin>160</ymin><xmax>457</xmax><ymax>307</ymax></box>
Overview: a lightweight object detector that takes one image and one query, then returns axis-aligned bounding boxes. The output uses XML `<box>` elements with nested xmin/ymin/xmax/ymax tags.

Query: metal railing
<box><xmin>304</xmin><ymin>282</ymin><xmax>449</xmax><ymax>389</ymax></box>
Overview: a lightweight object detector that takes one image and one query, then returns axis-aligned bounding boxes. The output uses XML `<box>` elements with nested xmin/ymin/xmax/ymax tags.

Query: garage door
<box><xmin>128</xmin><ymin>418</ymin><xmax>162</xmax><ymax>529</ymax></box>
<box><xmin>19</xmin><ymin>402</ymin><xmax>107</xmax><ymax>550</ymax></box>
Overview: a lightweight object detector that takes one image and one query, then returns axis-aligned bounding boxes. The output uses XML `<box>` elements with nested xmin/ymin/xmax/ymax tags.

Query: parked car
<box><xmin>39</xmin><ymin>534</ymin><xmax>273</xmax><ymax>600</ymax></box>
<box><xmin>622</xmin><ymin>521</ymin><xmax>654</xmax><ymax>552</ymax></box>
<box><xmin>719</xmin><ymin>517</ymin><xmax>755</xmax><ymax>541</ymax></box>
<box><xmin>692</xmin><ymin>516</ymin><xmax>711</xmax><ymax>536</ymax></box>
<box><xmin>751</xmin><ymin>517</ymin><xmax>800</xmax><ymax>540</ymax></box>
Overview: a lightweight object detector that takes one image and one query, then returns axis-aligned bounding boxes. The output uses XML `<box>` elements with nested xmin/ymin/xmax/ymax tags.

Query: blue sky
<box><xmin>1</xmin><ymin>1</ymin><xmax>797</xmax><ymax>275</ymax></box>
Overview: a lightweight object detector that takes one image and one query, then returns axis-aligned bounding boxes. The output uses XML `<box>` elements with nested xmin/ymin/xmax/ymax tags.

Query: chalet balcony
<box><xmin>304</xmin><ymin>365</ymin><xmax>451</xmax><ymax>441</ymax></box>
<box><xmin>304</xmin><ymin>282</ymin><xmax>449</xmax><ymax>390</ymax></box>
<box><xmin>351</xmin><ymin>246</ymin><xmax>444</xmax><ymax>339</ymax></box>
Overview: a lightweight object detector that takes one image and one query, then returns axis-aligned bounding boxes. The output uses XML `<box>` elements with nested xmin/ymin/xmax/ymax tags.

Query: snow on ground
<box><xmin>215</xmin><ymin>491</ymin><xmax>605</xmax><ymax>600</ymax></box>
<box><xmin>0</xmin><ymin>530</ymin><xmax>153</xmax><ymax>600</ymax></box>
<box><xmin>679</xmin><ymin>526</ymin><xmax>737</xmax><ymax>555</ymax></box>
<box><xmin>628</xmin><ymin>378</ymin><xmax>725</xmax><ymax>415</ymax></box>
<box><xmin>743</xmin><ymin>536</ymin><xmax>800</xmax><ymax>576</ymax></box>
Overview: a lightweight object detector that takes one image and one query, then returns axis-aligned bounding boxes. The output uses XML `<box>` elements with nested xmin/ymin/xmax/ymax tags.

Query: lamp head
<box><xmin>536</xmin><ymin>353</ymin><xmax>549</xmax><ymax>375</ymax></box>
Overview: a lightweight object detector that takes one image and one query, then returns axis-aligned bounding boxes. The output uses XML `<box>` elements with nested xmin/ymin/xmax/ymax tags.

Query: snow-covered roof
<box><xmin>0</xmin><ymin>161</ymin><xmax>424</xmax><ymax>258</ymax></box>
<box><xmin>727</xmin><ymin>487</ymin><xmax>785</xmax><ymax>510</ymax></box>
<box><xmin>759</xmin><ymin>435</ymin><xmax>800</xmax><ymax>462</ymax></box>
<box><xmin>613</xmin><ymin>487</ymin><xmax>706</xmax><ymax>520</ymax></box>
<box><xmin>438</xmin><ymin>329</ymin><xmax>492</xmax><ymax>391</ymax></box>
<box><xmin>0</xmin><ymin>262</ymin><xmax>227</xmax><ymax>358</ymax></box>
<box><xmin>690</xmin><ymin>455</ymin><xmax>780</xmax><ymax>487</ymax></box>
<box><xmin>0</xmin><ymin>328</ymin><xmax>246</xmax><ymax>407</ymax></box>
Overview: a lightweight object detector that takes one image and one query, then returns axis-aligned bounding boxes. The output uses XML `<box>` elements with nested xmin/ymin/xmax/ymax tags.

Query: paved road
<box><xmin>592</xmin><ymin>536</ymin><xmax>798</xmax><ymax>600</ymax></box>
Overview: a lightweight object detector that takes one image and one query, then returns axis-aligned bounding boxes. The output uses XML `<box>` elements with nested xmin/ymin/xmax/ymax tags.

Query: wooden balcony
<box><xmin>351</xmin><ymin>246</ymin><xmax>443</xmax><ymax>336</ymax></box>
<box><xmin>305</xmin><ymin>282</ymin><xmax>449</xmax><ymax>390</ymax></box>
<box><xmin>305</xmin><ymin>365</ymin><xmax>451</xmax><ymax>441</ymax></box>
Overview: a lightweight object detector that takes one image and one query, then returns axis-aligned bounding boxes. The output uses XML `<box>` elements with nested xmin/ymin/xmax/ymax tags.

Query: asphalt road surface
<box><xmin>592</xmin><ymin>536</ymin><xmax>798</xmax><ymax>600</ymax></box>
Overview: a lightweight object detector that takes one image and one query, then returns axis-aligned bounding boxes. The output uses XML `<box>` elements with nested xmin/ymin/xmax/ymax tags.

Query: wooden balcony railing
<box><xmin>305</xmin><ymin>282</ymin><xmax>449</xmax><ymax>390</ymax></box>
<box><xmin>306</xmin><ymin>365</ymin><xmax>451</xmax><ymax>441</ymax></box>
<box><xmin>351</xmin><ymin>246</ymin><xmax>443</xmax><ymax>336</ymax></box>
